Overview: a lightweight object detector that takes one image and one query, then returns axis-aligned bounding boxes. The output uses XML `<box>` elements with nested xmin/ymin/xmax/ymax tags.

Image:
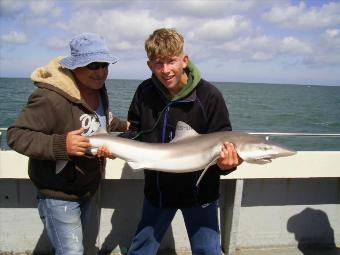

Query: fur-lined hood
<box><xmin>31</xmin><ymin>56</ymin><xmax>81</xmax><ymax>100</ymax></box>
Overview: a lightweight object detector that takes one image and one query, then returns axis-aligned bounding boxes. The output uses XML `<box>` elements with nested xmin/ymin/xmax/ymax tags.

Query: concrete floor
<box><xmin>1</xmin><ymin>247</ymin><xmax>340</xmax><ymax>255</ymax></box>
<box><xmin>236</xmin><ymin>247</ymin><xmax>340</xmax><ymax>255</ymax></box>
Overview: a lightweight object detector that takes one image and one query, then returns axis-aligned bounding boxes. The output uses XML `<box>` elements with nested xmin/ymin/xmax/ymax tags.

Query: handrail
<box><xmin>1</xmin><ymin>127</ymin><xmax>339</xmax><ymax>137</ymax></box>
<box><xmin>248</xmin><ymin>132</ymin><xmax>340</xmax><ymax>137</ymax></box>
<box><xmin>0</xmin><ymin>128</ymin><xmax>7</xmax><ymax>150</ymax></box>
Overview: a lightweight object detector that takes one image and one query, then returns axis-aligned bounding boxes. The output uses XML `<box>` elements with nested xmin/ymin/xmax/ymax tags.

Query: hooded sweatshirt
<box><xmin>7</xmin><ymin>57</ymin><xmax>126</xmax><ymax>200</ymax></box>
<box><xmin>127</xmin><ymin>61</ymin><xmax>232</xmax><ymax>208</ymax></box>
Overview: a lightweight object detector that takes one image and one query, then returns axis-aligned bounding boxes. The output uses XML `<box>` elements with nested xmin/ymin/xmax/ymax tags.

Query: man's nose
<box><xmin>161</xmin><ymin>63</ymin><xmax>170</xmax><ymax>73</ymax></box>
<box><xmin>94</xmin><ymin>67</ymin><xmax>108</xmax><ymax>76</ymax></box>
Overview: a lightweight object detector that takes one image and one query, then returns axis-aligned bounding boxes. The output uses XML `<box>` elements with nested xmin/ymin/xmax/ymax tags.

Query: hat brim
<box><xmin>59</xmin><ymin>52</ymin><xmax>118</xmax><ymax>70</ymax></box>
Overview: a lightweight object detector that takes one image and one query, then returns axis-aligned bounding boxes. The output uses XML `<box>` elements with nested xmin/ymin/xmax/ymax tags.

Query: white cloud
<box><xmin>28</xmin><ymin>0</ymin><xmax>61</xmax><ymax>17</ymax></box>
<box><xmin>1</xmin><ymin>31</ymin><xmax>27</xmax><ymax>44</ymax></box>
<box><xmin>0</xmin><ymin>0</ymin><xmax>26</xmax><ymax>15</ymax></box>
<box><xmin>188</xmin><ymin>16</ymin><xmax>251</xmax><ymax>42</ymax></box>
<box><xmin>304</xmin><ymin>28</ymin><xmax>340</xmax><ymax>66</ymax></box>
<box><xmin>280</xmin><ymin>37</ymin><xmax>312</xmax><ymax>54</ymax></box>
<box><xmin>263</xmin><ymin>1</ymin><xmax>340</xmax><ymax>29</ymax></box>
<box><xmin>222</xmin><ymin>35</ymin><xmax>270</xmax><ymax>52</ymax></box>
<box><xmin>1</xmin><ymin>0</ymin><xmax>62</xmax><ymax>27</ymax></box>
<box><xmin>220</xmin><ymin>35</ymin><xmax>276</xmax><ymax>61</ymax></box>
<box><xmin>155</xmin><ymin>0</ymin><xmax>258</xmax><ymax>17</ymax></box>
<box><xmin>217</xmin><ymin>34</ymin><xmax>312</xmax><ymax>63</ymax></box>
<box><xmin>304</xmin><ymin>52</ymin><xmax>340</xmax><ymax>66</ymax></box>
<box><xmin>63</xmin><ymin>9</ymin><xmax>161</xmax><ymax>53</ymax></box>
<box><xmin>45</xmin><ymin>36</ymin><xmax>68</xmax><ymax>49</ymax></box>
<box><xmin>325</xmin><ymin>29</ymin><xmax>340</xmax><ymax>38</ymax></box>
<box><xmin>251</xmin><ymin>51</ymin><xmax>274</xmax><ymax>61</ymax></box>
<box><xmin>263</xmin><ymin>2</ymin><xmax>304</xmax><ymax>23</ymax></box>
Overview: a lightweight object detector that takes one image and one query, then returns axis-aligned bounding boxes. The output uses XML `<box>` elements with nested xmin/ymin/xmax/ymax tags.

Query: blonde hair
<box><xmin>145</xmin><ymin>28</ymin><xmax>184</xmax><ymax>60</ymax></box>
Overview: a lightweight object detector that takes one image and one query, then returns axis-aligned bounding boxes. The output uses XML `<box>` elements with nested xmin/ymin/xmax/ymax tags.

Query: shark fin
<box><xmin>83</xmin><ymin>127</ymin><xmax>108</xmax><ymax>137</ymax></box>
<box><xmin>255</xmin><ymin>158</ymin><xmax>272</xmax><ymax>164</ymax></box>
<box><xmin>56</xmin><ymin>160</ymin><xmax>68</xmax><ymax>174</ymax></box>
<box><xmin>126</xmin><ymin>161</ymin><xmax>145</xmax><ymax>171</ymax></box>
<box><xmin>171</xmin><ymin>121</ymin><xmax>200</xmax><ymax>143</ymax></box>
<box><xmin>94</xmin><ymin>127</ymin><xmax>108</xmax><ymax>134</ymax></box>
<box><xmin>196</xmin><ymin>156</ymin><xmax>220</xmax><ymax>187</ymax></box>
<box><xmin>241</xmin><ymin>156</ymin><xmax>272</xmax><ymax>164</ymax></box>
<box><xmin>89</xmin><ymin>148</ymin><xmax>98</xmax><ymax>156</ymax></box>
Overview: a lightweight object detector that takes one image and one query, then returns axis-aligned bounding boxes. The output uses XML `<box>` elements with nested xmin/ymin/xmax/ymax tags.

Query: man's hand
<box><xmin>96</xmin><ymin>145</ymin><xmax>116</xmax><ymax>159</ymax></box>
<box><xmin>66</xmin><ymin>128</ymin><xmax>90</xmax><ymax>156</ymax></box>
<box><xmin>217</xmin><ymin>142</ymin><xmax>243</xmax><ymax>171</ymax></box>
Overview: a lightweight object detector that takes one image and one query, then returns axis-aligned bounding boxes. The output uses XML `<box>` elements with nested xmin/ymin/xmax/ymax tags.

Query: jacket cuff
<box><xmin>53</xmin><ymin>134</ymin><xmax>69</xmax><ymax>160</ymax></box>
<box><xmin>218</xmin><ymin>167</ymin><xmax>237</xmax><ymax>175</ymax></box>
<box><xmin>109</xmin><ymin>117</ymin><xmax>128</xmax><ymax>132</ymax></box>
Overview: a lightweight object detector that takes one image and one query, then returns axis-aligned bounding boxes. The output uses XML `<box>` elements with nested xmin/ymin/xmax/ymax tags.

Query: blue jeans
<box><xmin>127</xmin><ymin>199</ymin><xmax>221</xmax><ymax>255</ymax></box>
<box><xmin>37</xmin><ymin>195</ymin><xmax>93</xmax><ymax>255</ymax></box>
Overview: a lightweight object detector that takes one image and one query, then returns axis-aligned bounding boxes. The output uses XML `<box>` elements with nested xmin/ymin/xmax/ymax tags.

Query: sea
<box><xmin>1</xmin><ymin>78</ymin><xmax>340</xmax><ymax>151</ymax></box>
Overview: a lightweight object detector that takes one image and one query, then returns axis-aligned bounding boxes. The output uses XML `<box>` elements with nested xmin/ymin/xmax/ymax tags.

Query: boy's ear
<box><xmin>182</xmin><ymin>54</ymin><xmax>189</xmax><ymax>68</ymax></box>
<box><xmin>147</xmin><ymin>60</ymin><xmax>153</xmax><ymax>71</ymax></box>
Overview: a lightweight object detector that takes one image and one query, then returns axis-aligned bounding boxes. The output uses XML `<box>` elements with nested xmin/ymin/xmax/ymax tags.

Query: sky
<box><xmin>0</xmin><ymin>0</ymin><xmax>340</xmax><ymax>86</ymax></box>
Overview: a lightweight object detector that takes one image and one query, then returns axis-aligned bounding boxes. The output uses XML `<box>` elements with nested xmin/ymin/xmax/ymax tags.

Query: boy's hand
<box><xmin>66</xmin><ymin>128</ymin><xmax>90</xmax><ymax>156</ymax></box>
<box><xmin>217</xmin><ymin>142</ymin><xmax>243</xmax><ymax>171</ymax></box>
<box><xmin>96</xmin><ymin>145</ymin><xmax>116</xmax><ymax>159</ymax></box>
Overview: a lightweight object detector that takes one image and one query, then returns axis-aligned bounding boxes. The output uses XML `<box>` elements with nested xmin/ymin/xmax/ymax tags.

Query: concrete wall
<box><xmin>0</xmin><ymin>151</ymin><xmax>339</xmax><ymax>254</ymax></box>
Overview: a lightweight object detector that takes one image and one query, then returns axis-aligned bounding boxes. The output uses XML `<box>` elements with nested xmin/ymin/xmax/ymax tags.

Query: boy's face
<box><xmin>147</xmin><ymin>54</ymin><xmax>189</xmax><ymax>96</ymax></box>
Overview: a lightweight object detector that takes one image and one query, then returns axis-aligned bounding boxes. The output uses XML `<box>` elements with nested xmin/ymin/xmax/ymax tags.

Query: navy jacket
<box><xmin>127</xmin><ymin>78</ymin><xmax>232</xmax><ymax>208</ymax></box>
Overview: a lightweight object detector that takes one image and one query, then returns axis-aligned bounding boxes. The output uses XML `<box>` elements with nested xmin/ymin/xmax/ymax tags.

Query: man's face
<box><xmin>148</xmin><ymin>54</ymin><xmax>189</xmax><ymax>95</ymax></box>
<box><xmin>73</xmin><ymin>62</ymin><xmax>109</xmax><ymax>90</ymax></box>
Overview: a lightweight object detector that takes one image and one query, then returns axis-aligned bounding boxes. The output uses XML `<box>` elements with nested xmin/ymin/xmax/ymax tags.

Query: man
<box><xmin>7</xmin><ymin>32</ymin><xmax>127</xmax><ymax>254</ymax></box>
<box><xmin>126</xmin><ymin>28</ymin><xmax>242</xmax><ymax>254</ymax></box>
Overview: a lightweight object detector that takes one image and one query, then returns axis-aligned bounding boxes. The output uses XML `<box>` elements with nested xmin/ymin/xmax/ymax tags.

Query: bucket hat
<box><xmin>59</xmin><ymin>32</ymin><xmax>117</xmax><ymax>70</ymax></box>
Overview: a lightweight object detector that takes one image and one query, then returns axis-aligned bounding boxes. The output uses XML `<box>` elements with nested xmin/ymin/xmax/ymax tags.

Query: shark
<box><xmin>57</xmin><ymin>121</ymin><xmax>296</xmax><ymax>185</ymax></box>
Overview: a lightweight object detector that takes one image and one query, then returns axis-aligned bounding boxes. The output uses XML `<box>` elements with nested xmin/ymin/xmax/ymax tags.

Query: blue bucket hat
<box><xmin>59</xmin><ymin>32</ymin><xmax>118</xmax><ymax>70</ymax></box>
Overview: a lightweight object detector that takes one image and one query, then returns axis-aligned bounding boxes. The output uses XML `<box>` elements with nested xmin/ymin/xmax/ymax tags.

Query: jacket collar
<box><xmin>31</xmin><ymin>56</ymin><xmax>82</xmax><ymax>101</ymax></box>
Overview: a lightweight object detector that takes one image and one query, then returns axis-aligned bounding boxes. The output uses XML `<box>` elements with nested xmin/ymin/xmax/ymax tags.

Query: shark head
<box><xmin>236</xmin><ymin>139</ymin><xmax>297</xmax><ymax>164</ymax></box>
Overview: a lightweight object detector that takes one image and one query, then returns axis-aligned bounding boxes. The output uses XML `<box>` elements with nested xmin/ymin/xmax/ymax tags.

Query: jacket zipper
<box><xmin>157</xmin><ymin>99</ymin><xmax>196</xmax><ymax>207</ymax></box>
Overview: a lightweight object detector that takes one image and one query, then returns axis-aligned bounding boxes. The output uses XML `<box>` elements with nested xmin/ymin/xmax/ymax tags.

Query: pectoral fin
<box><xmin>245</xmin><ymin>158</ymin><xmax>272</xmax><ymax>164</ymax></box>
<box><xmin>56</xmin><ymin>160</ymin><xmax>68</xmax><ymax>174</ymax></box>
<box><xmin>126</xmin><ymin>161</ymin><xmax>145</xmax><ymax>171</ymax></box>
<box><xmin>89</xmin><ymin>148</ymin><xmax>98</xmax><ymax>156</ymax></box>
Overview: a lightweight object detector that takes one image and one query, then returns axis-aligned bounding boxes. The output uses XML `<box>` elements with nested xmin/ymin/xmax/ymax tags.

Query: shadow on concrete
<box><xmin>98</xmin><ymin>165</ymin><xmax>177</xmax><ymax>254</ymax></box>
<box><xmin>242</xmin><ymin>179</ymin><xmax>340</xmax><ymax>207</ymax></box>
<box><xmin>287</xmin><ymin>207</ymin><xmax>340</xmax><ymax>255</ymax></box>
<box><xmin>32</xmin><ymin>229</ymin><xmax>52</xmax><ymax>255</ymax></box>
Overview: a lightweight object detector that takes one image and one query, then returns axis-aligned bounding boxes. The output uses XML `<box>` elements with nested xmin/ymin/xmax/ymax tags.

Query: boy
<box><xmin>126</xmin><ymin>28</ymin><xmax>242</xmax><ymax>254</ymax></box>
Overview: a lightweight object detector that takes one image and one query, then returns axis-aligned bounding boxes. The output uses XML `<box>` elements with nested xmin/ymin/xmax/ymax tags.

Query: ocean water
<box><xmin>1</xmin><ymin>78</ymin><xmax>339</xmax><ymax>150</ymax></box>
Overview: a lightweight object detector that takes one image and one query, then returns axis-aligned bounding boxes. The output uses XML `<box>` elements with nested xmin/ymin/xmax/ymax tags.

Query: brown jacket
<box><xmin>7</xmin><ymin>57</ymin><xmax>127</xmax><ymax>200</ymax></box>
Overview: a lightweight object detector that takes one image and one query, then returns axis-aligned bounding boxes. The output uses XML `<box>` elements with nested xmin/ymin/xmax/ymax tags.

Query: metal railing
<box><xmin>248</xmin><ymin>132</ymin><xmax>340</xmax><ymax>141</ymax></box>
<box><xmin>0</xmin><ymin>128</ymin><xmax>7</xmax><ymax>150</ymax></box>
<box><xmin>249</xmin><ymin>132</ymin><xmax>340</xmax><ymax>137</ymax></box>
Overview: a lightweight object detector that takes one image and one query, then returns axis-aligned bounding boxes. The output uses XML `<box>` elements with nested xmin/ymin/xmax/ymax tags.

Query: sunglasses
<box><xmin>85</xmin><ymin>62</ymin><xmax>109</xmax><ymax>70</ymax></box>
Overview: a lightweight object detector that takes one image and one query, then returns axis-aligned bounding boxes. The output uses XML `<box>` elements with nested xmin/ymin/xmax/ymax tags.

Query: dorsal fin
<box><xmin>94</xmin><ymin>127</ymin><xmax>108</xmax><ymax>134</ymax></box>
<box><xmin>171</xmin><ymin>121</ymin><xmax>200</xmax><ymax>143</ymax></box>
<box><xmin>82</xmin><ymin>127</ymin><xmax>107</xmax><ymax>137</ymax></box>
